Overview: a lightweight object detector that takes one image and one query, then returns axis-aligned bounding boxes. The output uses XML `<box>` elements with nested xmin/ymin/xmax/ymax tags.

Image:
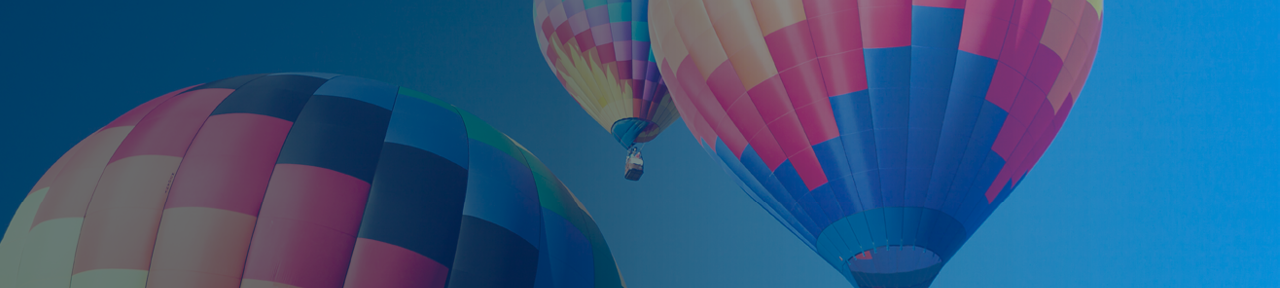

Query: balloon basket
<box><xmin>624</xmin><ymin>147</ymin><xmax>644</xmax><ymax>181</ymax></box>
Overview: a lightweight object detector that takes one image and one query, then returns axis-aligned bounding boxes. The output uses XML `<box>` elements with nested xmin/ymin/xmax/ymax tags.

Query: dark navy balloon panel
<box><xmin>650</xmin><ymin>1</ymin><xmax>1102</xmax><ymax>287</ymax></box>
<box><xmin>0</xmin><ymin>73</ymin><xmax>627</xmax><ymax>288</ymax></box>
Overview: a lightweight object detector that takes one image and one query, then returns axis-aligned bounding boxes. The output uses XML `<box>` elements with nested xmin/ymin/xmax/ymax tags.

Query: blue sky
<box><xmin>1</xmin><ymin>1</ymin><xmax>1275</xmax><ymax>287</ymax></box>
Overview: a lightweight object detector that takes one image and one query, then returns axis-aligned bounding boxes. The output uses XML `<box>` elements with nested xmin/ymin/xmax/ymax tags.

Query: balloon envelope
<box><xmin>533</xmin><ymin>0</ymin><xmax>680</xmax><ymax>150</ymax></box>
<box><xmin>649</xmin><ymin>1</ymin><xmax>1103</xmax><ymax>287</ymax></box>
<box><xmin>0</xmin><ymin>73</ymin><xmax>626</xmax><ymax>288</ymax></box>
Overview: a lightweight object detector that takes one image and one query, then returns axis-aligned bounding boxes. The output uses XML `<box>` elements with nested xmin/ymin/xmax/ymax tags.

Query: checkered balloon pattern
<box><xmin>649</xmin><ymin>1</ymin><xmax>1103</xmax><ymax>287</ymax></box>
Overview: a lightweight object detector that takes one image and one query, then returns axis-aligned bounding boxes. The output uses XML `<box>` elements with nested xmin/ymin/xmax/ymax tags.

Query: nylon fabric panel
<box><xmin>69</xmin><ymin>269</ymin><xmax>150</xmax><ymax>288</ymax></box>
<box><xmin>273</xmin><ymin>95</ymin><xmax>393</xmax><ymax>183</ymax></box>
<box><xmin>240</xmin><ymin>87</ymin><xmax>391</xmax><ymax>287</ymax></box>
<box><xmin>342</xmin><ymin>238</ymin><xmax>449</xmax><ymax>288</ymax></box>
<box><xmin>953</xmin><ymin>150</ymin><xmax>1005</xmax><ymax>232</ymax></box>
<box><xmin>395</xmin><ymin>87</ymin><xmax>455</xmax><ymax>110</ymax></box>
<box><xmin>862</xmin><ymin>47</ymin><xmax>911</xmax><ymax>209</ymax></box>
<box><xmin>976</xmin><ymin>1</ymin><xmax>1104</xmax><ymax>202</ymax></box>
<box><xmin>356</xmin><ymin>143</ymin><xmax>468</xmax><ymax>268</ymax></box>
<box><xmin>312</xmin><ymin>76</ymin><xmax>399</xmax><ymax>110</ymax></box>
<box><xmin>1009</xmin><ymin>97</ymin><xmax>1075</xmax><ymax>193</ymax></box>
<box><xmin>858</xmin><ymin>0</ymin><xmax>912</xmax><ymax>48</ymax></box>
<box><xmin>577</xmin><ymin>210</ymin><xmax>624</xmax><ymax>288</ymax></box>
<box><xmin>541</xmin><ymin>209</ymin><xmax>594</xmax><ymax>288</ymax></box>
<box><xmin>382</xmin><ymin>96</ymin><xmax>469</xmax><ymax>168</ymax></box>
<box><xmin>148</xmin><ymin>78</ymin><xmax>308</xmax><ymax>287</ymax></box>
<box><xmin>156</xmin><ymin>114</ymin><xmax>294</xmax><ymax>214</ymax></box>
<box><xmin>18</xmin><ymin>218</ymin><xmax>85</xmax><ymax>287</ymax></box>
<box><xmin>512</xmin><ymin>147</ymin><xmax>624</xmax><ymax>288</ymax></box>
<box><xmin>702</xmin><ymin>1</ymin><xmax>777</xmax><ymax>89</ymax></box>
<box><xmin>811</xmin><ymin>139</ymin><xmax>859</xmax><ymax>214</ymax></box>
<box><xmin>462</xmin><ymin>140</ymin><xmax>542</xmax><ymax>246</ymax></box>
<box><xmin>0</xmin><ymin>132</ymin><xmax>88</xmax><ymax>288</ymax></box>
<box><xmin>240</xmin><ymin>164</ymin><xmax>372</xmax><ymax>288</ymax></box>
<box><xmin>938</xmin><ymin>102</ymin><xmax>1006</xmax><ymax>219</ymax></box>
<box><xmin>775</xmin><ymin>161</ymin><xmax>829</xmax><ymax>233</ymax></box>
<box><xmin>522</xmin><ymin>150</ymin><xmax>579</xmax><ymax>223</ymax></box>
<box><xmin>513</xmin><ymin>149</ymin><xmax>624</xmax><ymax>288</ymax></box>
<box><xmin>19</xmin><ymin>126</ymin><xmax>132</xmax><ymax>288</ymax></box>
<box><xmin>906</xmin><ymin>7</ymin><xmax>964</xmax><ymax>210</ymax></box>
<box><xmin>30</xmin><ymin>128</ymin><xmax>141</xmax><ymax>227</ymax></box>
<box><xmin>447</xmin><ymin>216</ymin><xmax>539</xmax><ymax>288</ymax></box>
<box><xmin>924</xmin><ymin>51</ymin><xmax>998</xmax><ymax>210</ymax></box>
<box><xmin>534</xmin><ymin>234</ymin><xmax>556</xmax><ymax>288</ymax></box>
<box><xmin>735</xmin><ymin>143</ymin><xmax>819</xmax><ymax>244</ymax></box>
<box><xmin>71</xmin><ymin>87</ymin><xmax>231</xmax><ymax>288</ymax></box>
<box><xmin>711</xmin><ymin>139</ymin><xmax>809</xmax><ymax>246</ymax></box>
<box><xmin>0</xmin><ymin>188</ymin><xmax>49</xmax><ymax>288</ymax></box>
<box><xmin>673</xmin><ymin>57</ymin><xmax>751</xmax><ymax>157</ymax></box>
<box><xmin>147</xmin><ymin>207</ymin><xmax>258</xmax><ymax>288</ymax></box>
<box><xmin>100</xmin><ymin>88</ymin><xmax>186</xmax><ymax>132</ymax></box>
<box><xmin>459</xmin><ymin>111</ymin><xmax>528</xmax><ymax>166</ymax></box>
<box><xmin>68</xmin><ymin>156</ymin><xmax>181</xmax><ymax>288</ymax></box>
<box><xmin>103</xmin><ymin>89</ymin><xmax>235</xmax><ymax>164</ymax></box>
<box><xmin>519</xmin><ymin>149</ymin><xmax>624</xmax><ymax>288</ymax></box>
<box><xmin>239</xmin><ymin>280</ymin><xmax>302</xmax><ymax>288</ymax></box>
<box><xmin>208</xmin><ymin>75</ymin><xmax>327</xmax><ymax>122</ymax></box>
<box><xmin>660</xmin><ymin>62</ymin><xmax>713</xmax><ymax>145</ymax></box>
<box><xmin>643</xmin><ymin>0</ymin><xmax>731</xmax><ymax>150</ymax></box>
<box><xmin>25</xmin><ymin>137</ymin><xmax>84</xmax><ymax>198</ymax></box>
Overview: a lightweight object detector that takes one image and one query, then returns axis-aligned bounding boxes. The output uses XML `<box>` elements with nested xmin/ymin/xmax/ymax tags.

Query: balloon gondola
<box><xmin>623</xmin><ymin>146</ymin><xmax>644</xmax><ymax>181</ymax></box>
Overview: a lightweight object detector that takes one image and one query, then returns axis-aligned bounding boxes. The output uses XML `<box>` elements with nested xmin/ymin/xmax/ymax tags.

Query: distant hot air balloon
<box><xmin>533</xmin><ymin>0</ymin><xmax>681</xmax><ymax>181</ymax></box>
<box><xmin>649</xmin><ymin>1</ymin><xmax>1103</xmax><ymax>287</ymax></box>
<box><xmin>0</xmin><ymin>73</ymin><xmax>627</xmax><ymax>288</ymax></box>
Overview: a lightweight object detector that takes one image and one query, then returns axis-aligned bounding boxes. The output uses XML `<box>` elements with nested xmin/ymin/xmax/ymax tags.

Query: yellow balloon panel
<box><xmin>17</xmin><ymin>217</ymin><xmax>84</xmax><ymax>288</ymax></box>
<box><xmin>70</xmin><ymin>269</ymin><xmax>149</xmax><ymax>288</ymax></box>
<box><xmin>0</xmin><ymin>188</ymin><xmax>47</xmax><ymax>288</ymax></box>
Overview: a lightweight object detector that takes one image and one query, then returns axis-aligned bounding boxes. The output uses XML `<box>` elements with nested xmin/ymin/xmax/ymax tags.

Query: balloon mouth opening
<box><xmin>844</xmin><ymin>245</ymin><xmax>945</xmax><ymax>288</ymax></box>
<box><xmin>611</xmin><ymin>117</ymin><xmax>658</xmax><ymax>148</ymax></box>
<box><xmin>846</xmin><ymin>245</ymin><xmax>942</xmax><ymax>273</ymax></box>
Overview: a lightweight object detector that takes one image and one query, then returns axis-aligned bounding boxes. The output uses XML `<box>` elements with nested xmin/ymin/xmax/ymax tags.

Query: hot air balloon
<box><xmin>0</xmin><ymin>73</ymin><xmax>627</xmax><ymax>288</ymax></box>
<box><xmin>648</xmin><ymin>1</ymin><xmax>1102</xmax><ymax>287</ymax></box>
<box><xmin>533</xmin><ymin>0</ymin><xmax>681</xmax><ymax>181</ymax></box>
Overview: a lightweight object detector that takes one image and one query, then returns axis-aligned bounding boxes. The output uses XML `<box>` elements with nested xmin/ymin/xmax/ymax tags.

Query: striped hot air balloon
<box><xmin>533</xmin><ymin>0</ymin><xmax>681</xmax><ymax>180</ymax></box>
<box><xmin>649</xmin><ymin>0</ymin><xmax>1103</xmax><ymax>287</ymax></box>
<box><xmin>0</xmin><ymin>73</ymin><xmax>627</xmax><ymax>288</ymax></box>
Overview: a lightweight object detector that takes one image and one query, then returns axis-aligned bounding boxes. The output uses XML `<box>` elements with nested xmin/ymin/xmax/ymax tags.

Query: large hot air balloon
<box><xmin>0</xmin><ymin>73</ymin><xmax>627</xmax><ymax>288</ymax></box>
<box><xmin>533</xmin><ymin>0</ymin><xmax>681</xmax><ymax>181</ymax></box>
<box><xmin>649</xmin><ymin>1</ymin><xmax>1102</xmax><ymax>287</ymax></box>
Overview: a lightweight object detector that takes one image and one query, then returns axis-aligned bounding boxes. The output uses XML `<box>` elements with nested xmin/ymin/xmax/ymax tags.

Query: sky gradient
<box><xmin>1</xmin><ymin>1</ymin><xmax>1276</xmax><ymax>287</ymax></box>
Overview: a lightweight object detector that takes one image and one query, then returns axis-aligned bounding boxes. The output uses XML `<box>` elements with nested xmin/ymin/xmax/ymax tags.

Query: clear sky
<box><xmin>1</xmin><ymin>1</ymin><xmax>1275</xmax><ymax>287</ymax></box>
